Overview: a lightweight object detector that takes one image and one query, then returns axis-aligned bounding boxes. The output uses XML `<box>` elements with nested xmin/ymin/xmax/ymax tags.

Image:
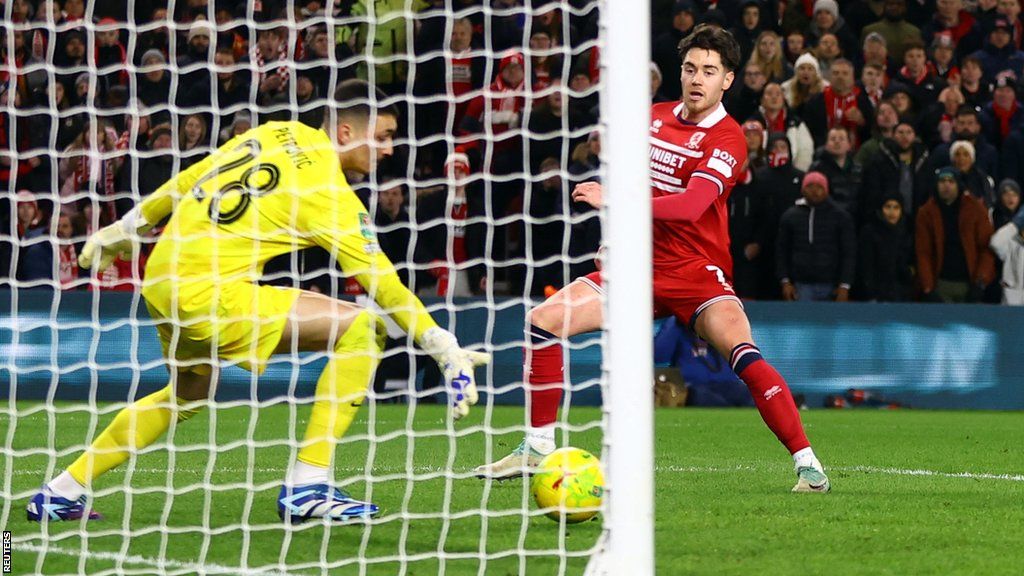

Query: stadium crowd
<box><xmin>3</xmin><ymin>0</ymin><xmax>1024</xmax><ymax>305</ymax></box>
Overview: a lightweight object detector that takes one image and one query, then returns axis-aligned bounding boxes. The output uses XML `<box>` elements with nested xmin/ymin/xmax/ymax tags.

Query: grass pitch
<box><xmin>2</xmin><ymin>404</ymin><xmax>1022</xmax><ymax>575</ymax></box>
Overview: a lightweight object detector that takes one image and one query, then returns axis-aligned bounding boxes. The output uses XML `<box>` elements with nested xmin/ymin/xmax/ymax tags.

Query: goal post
<box><xmin>599</xmin><ymin>0</ymin><xmax>655</xmax><ymax>573</ymax></box>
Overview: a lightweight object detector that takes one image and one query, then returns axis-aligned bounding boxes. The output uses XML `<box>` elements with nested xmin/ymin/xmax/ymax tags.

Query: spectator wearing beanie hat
<box><xmin>981</xmin><ymin>73</ymin><xmax>1024</xmax><ymax>145</ymax></box>
<box><xmin>781</xmin><ymin>52</ymin><xmax>829</xmax><ymax>114</ymax></box>
<box><xmin>970</xmin><ymin>18</ymin><xmax>1024</xmax><ymax>83</ymax></box>
<box><xmin>136</xmin><ymin>48</ymin><xmax>171</xmax><ymax>124</ymax></box>
<box><xmin>806</xmin><ymin>0</ymin><xmax>858</xmax><ymax>58</ymax></box>
<box><xmin>95</xmin><ymin>17</ymin><xmax>128</xmax><ymax>92</ymax></box>
<box><xmin>857</xmin><ymin>190</ymin><xmax>916</xmax><ymax>302</ymax></box>
<box><xmin>855</xmin><ymin>32</ymin><xmax>899</xmax><ymax>80</ymax></box>
<box><xmin>929</xmin><ymin>33</ymin><xmax>961</xmax><ymax>85</ymax></box>
<box><xmin>176</xmin><ymin>17</ymin><xmax>214</xmax><ymax>88</ymax></box>
<box><xmin>949</xmin><ymin>139</ymin><xmax>996</xmax><ymax>207</ymax></box>
<box><xmin>989</xmin><ymin>186</ymin><xmax>1024</xmax><ymax>305</ymax></box>
<box><xmin>883</xmin><ymin>81</ymin><xmax>919</xmax><ymax>124</ymax></box>
<box><xmin>991</xmin><ymin>178</ymin><xmax>1022</xmax><ymax>229</ymax></box>
<box><xmin>776</xmin><ymin>171</ymin><xmax>857</xmax><ymax>302</ymax></box>
<box><xmin>652</xmin><ymin>1</ymin><xmax>697</xmax><ymax>101</ymax></box>
<box><xmin>916</xmin><ymin>165</ymin><xmax>995</xmax><ymax>303</ymax></box>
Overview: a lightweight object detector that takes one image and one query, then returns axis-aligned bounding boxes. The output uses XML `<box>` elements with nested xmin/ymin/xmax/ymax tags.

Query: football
<box><xmin>531</xmin><ymin>447</ymin><xmax>605</xmax><ymax>524</ymax></box>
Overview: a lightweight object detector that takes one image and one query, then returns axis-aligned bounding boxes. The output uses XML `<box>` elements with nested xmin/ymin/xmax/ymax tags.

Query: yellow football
<box><xmin>531</xmin><ymin>447</ymin><xmax>604</xmax><ymax>524</ymax></box>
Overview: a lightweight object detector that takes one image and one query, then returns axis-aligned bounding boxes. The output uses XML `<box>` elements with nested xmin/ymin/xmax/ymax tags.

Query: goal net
<box><xmin>2</xmin><ymin>0</ymin><xmax>651</xmax><ymax>574</ymax></box>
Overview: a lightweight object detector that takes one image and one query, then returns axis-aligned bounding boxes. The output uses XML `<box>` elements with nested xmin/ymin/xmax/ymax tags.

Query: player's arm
<box><xmin>78</xmin><ymin>140</ymin><xmax>227</xmax><ymax>271</ymax></box>
<box><xmin>304</xmin><ymin>187</ymin><xmax>489</xmax><ymax>419</ymax></box>
<box><xmin>652</xmin><ymin>132</ymin><xmax>747</xmax><ymax>222</ymax></box>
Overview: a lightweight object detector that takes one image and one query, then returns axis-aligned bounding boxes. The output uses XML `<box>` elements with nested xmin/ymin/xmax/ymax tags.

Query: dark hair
<box><xmin>332</xmin><ymin>79</ymin><xmax>400</xmax><ymax>122</ymax></box>
<box><xmin>962</xmin><ymin>54</ymin><xmax>983</xmax><ymax>69</ymax></box>
<box><xmin>830</xmin><ymin>58</ymin><xmax>854</xmax><ymax>70</ymax></box>
<box><xmin>903</xmin><ymin>39</ymin><xmax>926</xmax><ymax>54</ymax></box>
<box><xmin>955</xmin><ymin>104</ymin><xmax>981</xmax><ymax>120</ymax></box>
<box><xmin>895</xmin><ymin>120</ymin><xmax>916</xmax><ymax>133</ymax></box>
<box><xmin>677</xmin><ymin>24</ymin><xmax>742</xmax><ymax>73</ymax></box>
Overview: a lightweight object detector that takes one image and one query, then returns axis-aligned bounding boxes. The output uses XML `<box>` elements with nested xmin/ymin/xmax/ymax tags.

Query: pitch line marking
<box><xmin>839</xmin><ymin>465</ymin><xmax>1024</xmax><ymax>482</ymax></box>
<box><xmin>659</xmin><ymin>464</ymin><xmax>1024</xmax><ymax>482</ymax></box>
<box><xmin>14</xmin><ymin>543</ymin><xmax>309</xmax><ymax>576</ymax></box>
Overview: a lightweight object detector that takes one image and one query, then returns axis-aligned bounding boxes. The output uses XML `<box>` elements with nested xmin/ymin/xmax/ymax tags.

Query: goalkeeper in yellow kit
<box><xmin>27</xmin><ymin>80</ymin><xmax>489</xmax><ymax>524</ymax></box>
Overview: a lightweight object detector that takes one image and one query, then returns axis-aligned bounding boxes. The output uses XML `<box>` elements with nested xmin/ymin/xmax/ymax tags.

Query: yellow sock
<box><xmin>67</xmin><ymin>384</ymin><xmax>203</xmax><ymax>485</ymax></box>
<box><xmin>297</xmin><ymin>310</ymin><xmax>385</xmax><ymax>468</ymax></box>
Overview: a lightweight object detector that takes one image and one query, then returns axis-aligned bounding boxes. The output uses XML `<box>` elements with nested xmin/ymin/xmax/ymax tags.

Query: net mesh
<box><xmin>2</xmin><ymin>1</ymin><xmax>607</xmax><ymax>574</ymax></box>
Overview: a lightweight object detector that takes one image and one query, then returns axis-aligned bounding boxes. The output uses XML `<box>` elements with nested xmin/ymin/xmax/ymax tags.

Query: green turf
<box><xmin>2</xmin><ymin>404</ymin><xmax>1022</xmax><ymax>575</ymax></box>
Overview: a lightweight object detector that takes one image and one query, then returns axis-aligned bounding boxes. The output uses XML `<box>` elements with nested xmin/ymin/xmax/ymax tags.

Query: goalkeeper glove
<box><xmin>79</xmin><ymin>206</ymin><xmax>150</xmax><ymax>272</ymax></box>
<box><xmin>420</xmin><ymin>327</ymin><xmax>490</xmax><ymax>420</ymax></box>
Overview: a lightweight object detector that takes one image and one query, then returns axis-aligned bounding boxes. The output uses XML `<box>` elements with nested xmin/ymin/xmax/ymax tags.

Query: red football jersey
<box><xmin>648</xmin><ymin>101</ymin><xmax>747</xmax><ymax>276</ymax></box>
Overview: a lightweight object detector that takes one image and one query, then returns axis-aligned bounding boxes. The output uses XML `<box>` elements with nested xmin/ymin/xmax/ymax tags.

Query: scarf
<box><xmin>994</xmin><ymin>99</ymin><xmax>1019</xmax><ymax>141</ymax></box>
<box><xmin>899</xmin><ymin>65</ymin><xmax>928</xmax><ymax>85</ymax></box>
<box><xmin>488</xmin><ymin>74</ymin><xmax>525</xmax><ymax>138</ymax></box>
<box><xmin>253</xmin><ymin>39</ymin><xmax>291</xmax><ymax>87</ymax></box>
<box><xmin>0</xmin><ymin>113</ymin><xmax>32</xmax><ymax>183</ymax></box>
<box><xmin>450</xmin><ymin>196</ymin><xmax>468</xmax><ymax>263</ymax></box>
<box><xmin>823</xmin><ymin>85</ymin><xmax>863</xmax><ymax>145</ymax></box>
<box><xmin>866</xmin><ymin>87</ymin><xmax>884</xmax><ymax>108</ymax></box>
<box><xmin>768</xmin><ymin>149</ymin><xmax>790</xmax><ymax>167</ymax></box>
<box><xmin>763</xmin><ymin>108</ymin><xmax>786</xmax><ymax>133</ymax></box>
<box><xmin>59</xmin><ymin>244</ymin><xmax>78</xmax><ymax>288</ymax></box>
<box><xmin>70</xmin><ymin>128</ymin><xmax>124</xmax><ymax>223</ymax></box>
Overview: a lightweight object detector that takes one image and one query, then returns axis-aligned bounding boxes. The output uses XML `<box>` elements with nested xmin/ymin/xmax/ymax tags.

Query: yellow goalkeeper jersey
<box><xmin>140</xmin><ymin>120</ymin><xmax>437</xmax><ymax>344</ymax></box>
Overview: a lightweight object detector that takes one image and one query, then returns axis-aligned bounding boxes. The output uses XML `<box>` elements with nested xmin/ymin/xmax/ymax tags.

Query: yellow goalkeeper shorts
<box><xmin>143</xmin><ymin>281</ymin><xmax>302</xmax><ymax>375</ymax></box>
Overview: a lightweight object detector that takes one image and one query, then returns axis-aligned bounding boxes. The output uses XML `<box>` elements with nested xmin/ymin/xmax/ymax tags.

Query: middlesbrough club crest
<box><xmin>686</xmin><ymin>132</ymin><xmax>706</xmax><ymax>149</ymax></box>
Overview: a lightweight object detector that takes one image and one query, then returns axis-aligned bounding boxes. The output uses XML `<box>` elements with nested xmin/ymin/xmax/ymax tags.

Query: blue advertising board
<box><xmin>1</xmin><ymin>290</ymin><xmax>1021</xmax><ymax>410</ymax></box>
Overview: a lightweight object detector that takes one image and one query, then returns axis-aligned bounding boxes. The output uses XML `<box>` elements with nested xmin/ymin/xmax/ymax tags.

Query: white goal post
<box><xmin>598</xmin><ymin>0</ymin><xmax>654</xmax><ymax>573</ymax></box>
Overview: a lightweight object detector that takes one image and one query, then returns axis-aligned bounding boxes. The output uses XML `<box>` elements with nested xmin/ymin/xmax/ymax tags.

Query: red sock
<box><xmin>526</xmin><ymin>325</ymin><xmax>563</xmax><ymax>427</ymax></box>
<box><xmin>731</xmin><ymin>344</ymin><xmax>810</xmax><ymax>454</ymax></box>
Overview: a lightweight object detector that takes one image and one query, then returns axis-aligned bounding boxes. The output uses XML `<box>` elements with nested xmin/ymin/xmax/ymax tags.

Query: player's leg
<box><xmin>694</xmin><ymin>300</ymin><xmax>830</xmax><ymax>493</ymax></box>
<box><xmin>475</xmin><ymin>276</ymin><xmax>603</xmax><ymax>479</ymax></box>
<box><xmin>273</xmin><ymin>290</ymin><xmax>386</xmax><ymax>523</ymax></box>
<box><xmin>28</xmin><ymin>367</ymin><xmax>212</xmax><ymax>522</ymax></box>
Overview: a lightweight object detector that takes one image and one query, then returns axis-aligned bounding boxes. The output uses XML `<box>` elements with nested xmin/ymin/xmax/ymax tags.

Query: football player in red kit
<box><xmin>475</xmin><ymin>25</ymin><xmax>830</xmax><ymax>493</ymax></box>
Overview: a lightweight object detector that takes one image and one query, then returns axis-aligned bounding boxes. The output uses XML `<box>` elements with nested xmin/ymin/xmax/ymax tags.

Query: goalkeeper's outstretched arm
<box><xmin>310</xmin><ymin>202</ymin><xmax>489</xmax><ymax>419</ymax></box>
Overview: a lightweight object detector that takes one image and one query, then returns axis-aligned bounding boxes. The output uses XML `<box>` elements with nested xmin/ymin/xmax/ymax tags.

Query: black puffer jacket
<box><xmin>857</xmin><ymin>213</ymin><xmax>916</xmax><ymax>301</ymax></box>
<box><xmin>861</xmin><ymin>138</ymin><xmax>933</xmax><ymax>221</ymax></box>
<box><xmin>776</xmin><ymin>197</ymin><xmax>857</xmax><ymax>286</ymax></box>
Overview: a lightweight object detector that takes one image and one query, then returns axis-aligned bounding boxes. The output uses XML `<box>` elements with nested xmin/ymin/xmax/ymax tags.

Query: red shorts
<box><xmin>578</xmin><ymin>260</ymin><xmax>741</xmax><ymax>328</ymax></box>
